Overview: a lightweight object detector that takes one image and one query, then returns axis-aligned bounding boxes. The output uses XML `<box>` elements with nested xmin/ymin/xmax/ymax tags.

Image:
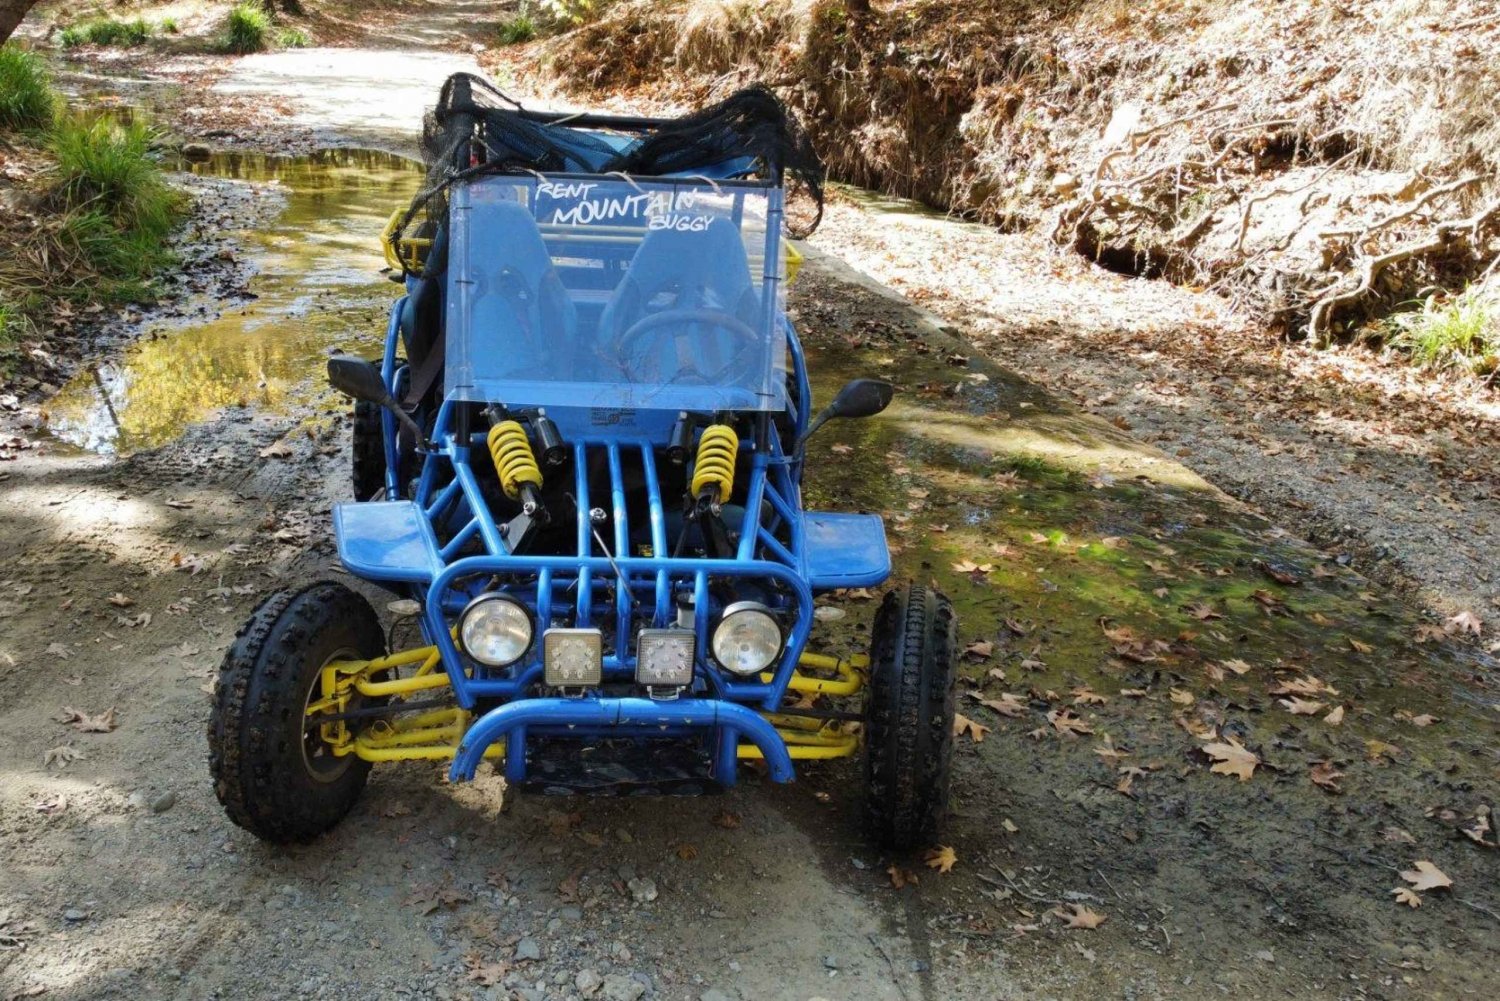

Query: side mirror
<box><xmin>825</xmin><ymin>378</ymin><xmax>895</xmax><ymax>420</ymax></box>
<box><xmin>328</xmin><ymin>356</ymin><xmax>392</xmax><ymax>405</ymax></box>
<box><xmin>798</xmin><ymin>378</ymin><xmax>896</xmax><ymax>447</ymax></box>
<box><xmin>326</xmin><ymin>355</ymin><xmax>430</xmax><ymax>450</ymax></box>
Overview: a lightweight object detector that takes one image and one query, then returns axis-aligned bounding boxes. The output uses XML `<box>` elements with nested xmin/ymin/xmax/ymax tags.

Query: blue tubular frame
<box><xmin>359</xmin><ymin>174</ymin><xmax>831</xmax><ymax>789</ymax></box>
<box><xmin>380</xmin><ymin>382</ymin><xmax>817</xmax><ymax>786</ymax></box>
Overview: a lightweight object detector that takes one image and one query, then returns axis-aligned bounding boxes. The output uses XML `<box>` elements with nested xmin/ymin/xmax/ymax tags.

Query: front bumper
<box><xmin>449</xmin><ymin>696</ymin><xmax>796</xmax><ymax>785</ymax></box>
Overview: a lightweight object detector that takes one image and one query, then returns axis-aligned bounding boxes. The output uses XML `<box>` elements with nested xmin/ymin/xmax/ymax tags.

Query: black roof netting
<box><xmin>396</xmin><ymin>73</ymin><xmax>826</xmax><ymax>278</ymax></box>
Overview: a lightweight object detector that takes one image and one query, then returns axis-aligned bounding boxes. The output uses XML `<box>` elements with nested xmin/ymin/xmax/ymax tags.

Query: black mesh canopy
<box><xmin>397</xmin><ymin>73</ymin><xmax>825</xmax><ymax>278</ymax></box>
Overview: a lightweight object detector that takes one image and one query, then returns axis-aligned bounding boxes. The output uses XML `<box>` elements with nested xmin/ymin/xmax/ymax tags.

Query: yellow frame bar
<box><xmin>380</xmin><ymin>206</ymin><xmax>432</xmax><ymax>273</ymax></box>
<box><xmin>309</xmin><ymin>644</ymin><xmax>867</xmax><ymax>764</ymax></box>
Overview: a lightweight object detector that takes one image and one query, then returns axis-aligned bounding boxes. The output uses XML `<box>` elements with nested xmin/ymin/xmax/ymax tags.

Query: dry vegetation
<box><xmin>537</xmin><ymin>0</ymin><xmax>1500</xmax><ymax>366</ymax></box>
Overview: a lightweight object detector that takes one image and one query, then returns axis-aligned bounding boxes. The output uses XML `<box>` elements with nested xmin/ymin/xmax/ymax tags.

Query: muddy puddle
<box><xmin>45</xmin><ymin>148</ymin><xmax>422</xmax><ymax>454</ymax></box>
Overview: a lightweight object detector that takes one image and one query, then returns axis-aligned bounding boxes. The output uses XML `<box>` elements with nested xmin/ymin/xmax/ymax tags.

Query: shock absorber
<box><xmin>690</xmin><ymin>424</ymin><xmax>738</xmax><ymax>504</ymax></box>
<box><xmin>487</xmin><ymin>420</ymin><xmax>543</xmax><ymax>514</ymax></box>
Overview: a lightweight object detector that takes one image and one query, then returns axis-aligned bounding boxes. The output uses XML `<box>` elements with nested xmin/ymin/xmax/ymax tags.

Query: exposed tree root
<box><xmin>1308</xmin><ymin>197</ymin><xmax>1500</xmax><ymax>344</ymax></box>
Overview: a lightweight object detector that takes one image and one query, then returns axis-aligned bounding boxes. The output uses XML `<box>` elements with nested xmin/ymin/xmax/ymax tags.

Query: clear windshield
<box><xmin>444</xmin><ymin>175</ymin><xmax>787</xmax><ymax>413</ymax></box>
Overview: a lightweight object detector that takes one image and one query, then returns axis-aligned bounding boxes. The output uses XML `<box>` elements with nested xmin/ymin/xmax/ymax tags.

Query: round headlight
<box><xmin>459</xmin><ymin>595</ymin><xmax>533</xmax><ymax>667</ymax></box>
<box><xmin>711</xmin><ymin>602</ymin><xmax>783</xmax><ymax>676</ymax></box>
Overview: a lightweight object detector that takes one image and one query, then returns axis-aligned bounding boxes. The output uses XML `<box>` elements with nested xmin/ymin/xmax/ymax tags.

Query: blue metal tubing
<box><xmin>573</xmin><ymin>440</ymin><xmax>593</xmax><ymax>621</ymax></box>
<box><xmin>450</xmin><ymin>452</ymin><xmax>508</xmax><ymax>556</ymax></box>
<box><xmin>380</xmin><ymin>298</ymin><xmax>406</xmax><ymax>499</ymax></box>
<box><xmin>639</xmin><ymin>442</ymin><xmax>671</xmax><ymax>625</ymax></box>
<box><xmin>421</xmin><ymin>552</ymin><xmax>814</xmax><ymax>710</ymax></box>
<box><xmin>409</xmin><ymin>408</ymin><xmax>813</xmax><ymax>711</ymax></box>
<box><xmin>448</xmin><ymin>696</ymin><xmax>797</xmax><ymax>784</ymax></box>
<box><xmin>607</xmin><ymin>444</ymin><xmax>631</xmax><ymax>649</ymax></box>
<box><xmin>784</xmin><ymin>317</ymin><xmax>811</xmax><ymax>441</ymax></box>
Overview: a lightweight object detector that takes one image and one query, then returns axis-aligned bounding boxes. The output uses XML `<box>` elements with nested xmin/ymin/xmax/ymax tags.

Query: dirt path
<box><xmin>210</xmin><ymin>0</ymin><xmax>511</xmax><ymax>152</ymax></box>
<box><xmin>2</xmin><ymin>10</ymin><xmax>1498</xmax><ymax>1001</ymax></box>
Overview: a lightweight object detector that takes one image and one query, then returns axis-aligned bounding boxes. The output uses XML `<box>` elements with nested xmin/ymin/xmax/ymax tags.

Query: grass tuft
<box><xmin>0</xmin><ymin>301</ymin><xmax>17</xmax><ymax>360</ymax></box>
<box><xmin>0</xmin><ymin>44</ymin><xmax>57</xmax><ymax>132</ymax></box>
<box><xmin>497</xmin><ymin>13</ymin><xmax>537</xmax><ymax>44</ymax></box>
<box><xmin>59</xmin><ymin>17</ymin><xmax>152</xmax><ymax>48</ymax></box>
<box><xmin>161</xmin><ymin>17</ymin><xmax>180</xmax><ymax>34</ymax></box>
<box><xmin>47</xmin><ymin>114</ymin><xmax>180</xmax><ymax>237</ymax></box>
<box><xmin>276</xmin><ymin>27</ymin><xmax>311</xmax><ymax>48</ymax></box>
<box><xmin>1386</xmin><ymin>285</ymin><xmax>1500</xmax><ymax>375</ymax></box>
<box><xmin>221</xmin><ymin>3</ymin><xmax>271</xmax><ymax>54</ymax></box>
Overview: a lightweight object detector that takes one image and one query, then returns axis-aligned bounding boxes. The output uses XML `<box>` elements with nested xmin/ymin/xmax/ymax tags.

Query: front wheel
<box><xmin>863</xmin><ymin>584</ymin><xmax>957</xmax><ymax>850</ymax></box>
<box><xmin>208</xmin><ymin>582</ymin><xmax>385</xmax><ymax>843</ymax></box>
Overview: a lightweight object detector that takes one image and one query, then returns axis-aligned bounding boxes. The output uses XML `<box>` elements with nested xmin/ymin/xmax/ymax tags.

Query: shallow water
<box><xmin>46</xmin><ymin>148</ymin><xmax>422</xmax><ymax>453</ymax></box>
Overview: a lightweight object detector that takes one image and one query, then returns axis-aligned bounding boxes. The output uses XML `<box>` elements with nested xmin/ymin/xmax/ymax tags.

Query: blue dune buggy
<box><xmin>208</xmin><ymin>75</ymin><xmax>957</xmax><ymax>849</ymax></box>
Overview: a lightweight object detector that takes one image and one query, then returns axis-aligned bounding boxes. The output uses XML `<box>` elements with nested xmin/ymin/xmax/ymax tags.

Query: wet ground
<box><xmin>46</xmin><ymin>149</ymin><xmax>420</xmax><ymax>453</ymax></box>
<box><xmin>2</xmin><ymin>12</ymin><xmax>1498</xmax><ymax>1001</ymax></box>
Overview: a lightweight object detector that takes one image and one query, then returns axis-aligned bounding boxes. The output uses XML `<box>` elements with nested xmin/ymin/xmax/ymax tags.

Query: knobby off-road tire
<box><xmin>208</xmin><ymin>582</ymin><xmax>385</xmax><ymax>843</ymax></box>
<box><xmin>863</xmin><ymin>584</ymin><xmax>957</xmax><ymax>850</ymax></box>
<box><xmin>352</xmin><ymin>398</ymin><xmax>386</xmax><ymax>501</ymax></box>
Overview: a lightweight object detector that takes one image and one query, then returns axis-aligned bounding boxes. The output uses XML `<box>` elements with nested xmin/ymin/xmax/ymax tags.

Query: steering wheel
<box><xmin>616</xmin><ymin>308</ymin><xmax>760</xmax><ymax>386</ymax></box>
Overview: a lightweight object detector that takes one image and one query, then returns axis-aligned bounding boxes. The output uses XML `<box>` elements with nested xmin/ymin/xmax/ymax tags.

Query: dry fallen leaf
<box><xmin>1278</xmin><ymin>696</ymin><xmax>1326</xmax><ymax>715</ymax></box>
<box><xmin>1309</xmin><ymin>761</ymin><xmax>1344</xmax><ymax>793</ymax></box>
<box><xmin>1184</xmin><ymin>602</ymin><xmax>1223</xmax><ymax>621</ymax></box>
<box><xmin>1394</xmin><ymin>710</ymin><xmax>1439</xmax><ymax>727</ymax></box>
<box><xmin>1202</xmin><ymin>737</ymin><xmax>1259</xmax><ymax>781</ymax></box>
<box><xmin>923</xmin><ymin>845</ymin><xmax>958</xmax><ymax>874</ymax></box>
<box><xmin>1399</xmin><ymin>860</ymin><xmax>1452</xmax><ymax>892</ymax></box>
<box><xmin>1094</xmin><ymin>736</ymin><xmax>1129</xmax><ymax>764</ymax></box>
<box><xmin>951</xmin><ymin>559</ymin><xmax>994</xmax><ymax>574</ymax></box>
<box><xmin>1047</xmin><ymin>708</ymin><xmax>1093</xmax><ymax>737</ymax></box>
<box><xmin>1099</xmin><ymin>620</ymin><xmax>1140</xmax><ymax>645</ymax></box>
<box><xmin>675</xmin><ymin>843</ymin><xmax>699</xmax><ymax>861</ymax></box>
<box><xmin>1323</xmin><ymin>705</ymin><xmax>1345</xmax><ymax>726</ymax></box>
<box><xmin>963</xmin><ymin>640</ymin><xmax>994</xmax><ymax>660</ymax></box>
<box><xmin>712</xmin><ymin>809</ymin><xmax>741</xmax><ymax>829</ymax></box>
<box><xmin>1270</xmin><ymin>675</ymin><xmax>1339</xmax><ymax>697</ymax></box>
<box><xmin>1070</xmin><ymin>686</ymin><xmax>1107</xmax><ymax>706</ymax></box>
<box><xmin>464</xmin><ymin>955</ymin><xmax>508</xmax><ymax>986</ymax></box>
<box><xmin>258</xmin><ymin>440</ymin><xmax>293</xmax><ymax>459</ymax></box>
<box><xmin>1392</xmin><ymin>887</ymin><xmax>1423</xmax><ymax>908</ymax></box>
<box><xmin>58</xmin><ymin>706</ymin><xmax>117</xmax><ymax>733</ymax></box>
<box><xmin>953</xmin><ymin>713</ymin><xmax>990</xmax><ymax>742</ymax></box>
<box><xmin>1348</xmin><ymin>637</ymin><xmax>1373</xmax><ymax>654</ymax></box>
<box><xmin>43</xmin><ymin>744</ymin><xmax>85</xmax><ymax>767</ymax></box>
<box><xmin>107</xmin><ymin>592</ymin><xmax>134</xmax><ymax>608</ymax></box>
<box><xmin>887</xmin><ymin>865</ymin><xmax>919</xmax><ymax>889</ymax></box>
<box><xmin>1220</xmin><ymin>658</ymin><xmax>1252</xmax><ymax>676</ymax></box>
<box><xmin>1116</xmin><ymin>765</ymin><xmax>1147</xmax><ymax>795</ymax></box>
<box><xmin>1169</xmin><ymin>687</ymin><xmax>1195</xmax><ymax>705</ymax></box>
<box><xmin>1445</xmin><ymin>610</ymin><xmax>1483</xmax><ymax>637</ymax></box>
<box><xmin>1460</xmin><ymin>810</ymin><xmax>1494</xmax><ymax>848</ymax></box>
<box><xmin>971</xmin><ymin>692</ymin><xmax>1027</xmax><ymax>718</ymax></box>
<box><xmin>1053</xmin><ymin>904</ymin><xmax>1107</xmax><ymax>929</ymax></box>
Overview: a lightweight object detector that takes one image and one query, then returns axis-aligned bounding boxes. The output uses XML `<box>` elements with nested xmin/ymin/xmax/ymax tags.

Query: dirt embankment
<box><xmin>532</xmin><ymin>0</ymin><xmax>1500</xmax><ymax>347</ymax></box>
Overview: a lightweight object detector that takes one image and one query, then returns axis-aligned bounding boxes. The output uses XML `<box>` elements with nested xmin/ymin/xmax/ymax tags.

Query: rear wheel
<box><xmin>352</xmin><ymin>398</ymin><xmax>386</xmax><ymax>501</ymax></box>
<box><xmin>208</xmin><ymin>582</ymin><xmax>385</xmax><ymax>843</ymax></box>
<box><xmin>863</xmin><ymin>584</ymin><xmax>957</xmax><ymax>850</ymax></box>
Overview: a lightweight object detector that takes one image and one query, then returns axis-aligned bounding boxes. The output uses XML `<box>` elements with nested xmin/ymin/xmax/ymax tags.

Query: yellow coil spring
<box><xmin>487</xmin><ymin>421</ymin><xmax>542</xmax><ymax>500</ymax></box>
<box><xmin>691</xmin><ymin>424</ymin><xmax>738</xmax><ymax>498</ymax></box>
